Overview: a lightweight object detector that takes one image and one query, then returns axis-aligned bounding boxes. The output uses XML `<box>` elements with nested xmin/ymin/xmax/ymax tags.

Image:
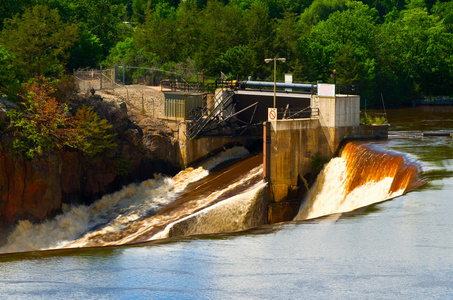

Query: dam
<box><xmin>0</xmin><ymin>80</ymin><xmax>423</xmax><ymax>253</ymax></box>
<box><xmin>163</xmin><ymin>80</ymin><xmax>390</xmax><ymax>223</ymax></box>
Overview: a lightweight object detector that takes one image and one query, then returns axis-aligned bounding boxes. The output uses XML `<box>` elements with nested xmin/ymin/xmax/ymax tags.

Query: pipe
<box><xmin>239</xmin><ymin>81</ymin><xmax>316</xmax><ymax>90</ymax></box>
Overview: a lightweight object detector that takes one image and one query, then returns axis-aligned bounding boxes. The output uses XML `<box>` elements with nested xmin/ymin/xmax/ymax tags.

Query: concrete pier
<box><xmin>166</xmin><ymin>88</ymin><xmax>388</xmax><ymax>224</ymax></box>
<box><xmin>266</xmin><ymin>94</ymin><xmax>389</xmax><ymax>223</ymax></box>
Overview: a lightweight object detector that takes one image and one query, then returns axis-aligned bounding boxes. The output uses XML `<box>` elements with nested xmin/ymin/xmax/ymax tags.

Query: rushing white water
<box><xmin>0</xmin><ymin>146</ymin><xmax>250</xmax><ymax>253</ymax></box>
<box><xmin>295</xmin><ymin>157</ymin><xmax>405</xmax><ymax>221</ymax></box>
<box><xmin>166</xmin><ymin>168</ymin><xmax>267</xmax><ymax>238</ymax></box>
<box><xmin>0</xmin><ymin>141</ymin><xmax>423</xmax><ymax>254</ymax></box>
<box><xmin>66</xmin><ymin>163</ymin><xmax>265</xmax><ymax>247</ymax></box>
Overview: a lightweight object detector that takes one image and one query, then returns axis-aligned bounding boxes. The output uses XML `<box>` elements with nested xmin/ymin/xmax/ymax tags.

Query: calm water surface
<box><xmin>1</xmin><ymin>106</ymin><xmax>452</xmax><ymax>299</ymax></box>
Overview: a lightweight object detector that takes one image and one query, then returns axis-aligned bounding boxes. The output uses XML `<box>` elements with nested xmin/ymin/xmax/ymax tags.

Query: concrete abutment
<box><xmin>171</xmin><ymin>93</ymin><xmax>388</xmax><ymax>225</ymax></box>
<box><xmin>265</xmin><ymin>94</ymin><xmax>389</xmax><ymax>223</ymax></box>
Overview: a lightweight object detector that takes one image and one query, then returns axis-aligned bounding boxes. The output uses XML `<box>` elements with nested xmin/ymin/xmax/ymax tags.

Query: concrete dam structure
<box><xmin>264</xmin><ymin>94</ymin><xmax>388</xmax><ymax>223</ymax></box>
<box><xmin>162</xmin><ymin>82</ymin><xmax>390</xmax><ymax>223</ymax></box>
<box><xmin>0</xmin><ymin>81</ymin><xmax>425</xmax><ymax>254</ymax></box>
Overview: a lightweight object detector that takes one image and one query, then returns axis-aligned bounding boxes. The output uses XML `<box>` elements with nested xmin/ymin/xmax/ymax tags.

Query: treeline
<box><xmin>1</xmin><ymin>0</ymin><xmax>452</xmax><ymax>106</ymax></box>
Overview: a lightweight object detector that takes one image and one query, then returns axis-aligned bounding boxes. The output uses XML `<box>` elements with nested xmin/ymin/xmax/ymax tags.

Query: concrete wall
<box><xmin>314</xmin><ymin>95</ymin><xmax>360</xmax><ymax>128</ymax></box>
<box><xmin>268</xmin><ymin>119</ymin><xmax>328</xmax><ymax>198</ymax></box>
<box><xmin>266</xmin><ymin>94</ymin><xmax>384</xmax><ymax>223</ymax></box>
<box><xmin>266</xmin><ymin>118</ymin><xmax>331</xmax><ymax>223</ymax></box>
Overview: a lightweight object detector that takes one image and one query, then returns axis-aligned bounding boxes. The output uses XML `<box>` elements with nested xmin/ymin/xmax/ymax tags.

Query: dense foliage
<box><xmin>7</xmin><ymin>77</ymin><xmax>116</xmax><ymax>160</ymax></box>
<box><xmin>1</xmin><ymin>0</ymin><xmax>452</xmax><ymax>108</ymax></box>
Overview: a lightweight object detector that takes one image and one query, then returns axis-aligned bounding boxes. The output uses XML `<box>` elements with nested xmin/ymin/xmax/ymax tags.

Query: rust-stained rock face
<box><xmin>0</xmin><ymin>152</ymin><xmax>62</xmax><ymax>227</ymax></box>
<box><xmin>0</xmin><ymin>130</ymin><xmax>180</xmax><ymax>231</ymax></box>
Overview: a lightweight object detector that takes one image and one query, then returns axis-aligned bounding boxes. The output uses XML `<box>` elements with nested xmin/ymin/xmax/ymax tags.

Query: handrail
<box><xmin>276</xmin><ymin>106</ymin><xmax>319</xmax><ymax>119</ymax></box>
<box><xmin>186</xmin><ymin>86</ymin><xmax>235</xmax><ymax>140</ymax></box>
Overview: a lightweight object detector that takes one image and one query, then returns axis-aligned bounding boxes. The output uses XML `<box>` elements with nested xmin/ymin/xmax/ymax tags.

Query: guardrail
<box><xmin>276</xmin><ymin>107</ymin><xmax>319</xmax><ymax>120</ymax></box>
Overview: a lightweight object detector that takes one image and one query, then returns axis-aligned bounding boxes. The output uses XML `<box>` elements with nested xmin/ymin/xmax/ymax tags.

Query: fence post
<box><xmin>141</xmin><ymin>93</ymin><xmax>145</xmax><ymax>115</ymax></box>
<box><xmin>114</xmin><ymin>64</ymin><xmax>117</xmax><ymax>85</ymax></box>
<box><xmin>100</xmin><ymin>66</ymin><xmax>103</xmax><ymax>89</ymax></box>
<box><xmin>123</xmin><ymin>64</ymin><xmax>125</xmax><ymax>85</ymax></box>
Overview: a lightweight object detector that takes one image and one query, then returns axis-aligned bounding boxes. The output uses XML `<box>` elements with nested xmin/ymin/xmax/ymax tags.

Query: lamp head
<box><xmin>264</xmin><ymin>59</ymin><xmax>272</xmax><ymax>63</ymax></box>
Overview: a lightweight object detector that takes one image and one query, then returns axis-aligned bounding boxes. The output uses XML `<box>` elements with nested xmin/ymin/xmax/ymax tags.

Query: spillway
<box><xmin>0</xmin><ymin>147</ymin><xmax>265</xmax><ymax>253</ymax></box>
<box><xmin>0</xmin><ymin>142</ymin><xmax>424</xmax><ymax>254</ymax></box>
<box><xmin>295</xmin><ymin>142</ymin><xmax>425</xmax><ymax>221</ymax></box>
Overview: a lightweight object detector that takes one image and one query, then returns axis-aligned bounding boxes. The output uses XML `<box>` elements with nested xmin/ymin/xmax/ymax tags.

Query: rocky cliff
<box><xmin>0</xmin><ymin>96</ymin><xmax>181</xmax><ymax>233</ymax></box>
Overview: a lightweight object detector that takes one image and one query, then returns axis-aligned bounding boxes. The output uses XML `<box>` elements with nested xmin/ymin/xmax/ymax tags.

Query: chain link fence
<box><xmin>73</xmin><ymin>67</ymin><xmax>117</xmax><ymax>92</ymax></box>
<box><xmin>74</xmin><ymin>65</ymin><xmax>200</xmax><ymax>92</ymax></box>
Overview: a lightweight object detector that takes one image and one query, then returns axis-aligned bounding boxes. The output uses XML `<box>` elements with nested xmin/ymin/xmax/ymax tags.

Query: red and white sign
<box><xmin>268</xmin><ymin>108</ymin><xmax>277</xmax><ymax>121</ymax></box>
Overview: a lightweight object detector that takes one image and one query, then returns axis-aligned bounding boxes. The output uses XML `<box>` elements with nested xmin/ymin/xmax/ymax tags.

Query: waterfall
<box><xmin>0</xmin><ymin>141</ymin><xmax>425</xmax><ymax>254</ymax></box>
<box><xmin>0</xmin><ymin>146</ymin><xmax>255</xmax><ymax>253</ymax></box>
<box><xmin>295</xmin><ymin>142</ymin><xmax>425</xmax><ymax>221</ymax></box>
<box><xmin>166</xmin><ymin>170</ymin><xmax>267</xmax><ymax>238</ymax></box>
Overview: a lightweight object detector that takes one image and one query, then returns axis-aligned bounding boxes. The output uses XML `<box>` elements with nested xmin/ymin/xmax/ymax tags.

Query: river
<box><xmin>1</xmin><ymin>106</ymin><xmax>452</xmax><ymax>299</ymax></box>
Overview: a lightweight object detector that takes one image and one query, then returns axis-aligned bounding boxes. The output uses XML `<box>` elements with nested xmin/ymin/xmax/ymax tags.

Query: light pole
<box><xmin>265</xmin><ymin>58</ymin><xmax>286</xmax><ymax>108</ymax></box>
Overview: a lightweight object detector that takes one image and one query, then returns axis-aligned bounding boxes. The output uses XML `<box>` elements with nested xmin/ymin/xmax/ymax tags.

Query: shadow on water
<box><xmin>0</xmin><ymin>222</ymin><xmax>282</xmax><ymax>262</ymax></box>
<box><xmin>0</xmin><ymin>245</ymin><xmax>119</xmax><ymax>262</ymax></box>
<box><xmin>292</xmin><ymin>201</ymin><xmax>387</xmax><ymax>224</ymax></box>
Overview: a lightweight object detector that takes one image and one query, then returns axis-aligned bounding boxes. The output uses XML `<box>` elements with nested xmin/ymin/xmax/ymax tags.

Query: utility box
<box><xmin>164</xmin><ymin>92</ymin><xmax>204</xmax><ymax>119</ymax></box>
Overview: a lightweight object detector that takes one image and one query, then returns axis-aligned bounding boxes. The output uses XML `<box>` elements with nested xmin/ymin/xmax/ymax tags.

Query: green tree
<box><xmin>360</xmin><ymin>0</ymin><xmax>405</xmax><ymax>20</ymax></box>
<box><xmin>195</xmin><ymin>1</ymin><xmax>244</xmax><ymax>75</ymax></box>
<box><xmin>35</xmin><ymin>0</ymin><xmax>130</xmax><ymax>67</ymax></box>
<box><xmin>215</xmin><ymin>45</ymin><xmax>256</xmax><ymax>79</ymax></box>
<box><xmin>377</xmin><ymin>7</ymin><xmax>453</xmax><ymax>103</ymax></box>
<box><xmin>298</xmin><ymin>1</ymin><xmax>378</xmax><ymax>99</ymax></box>
<box><xmin>0</xmin><ymin>45</ymin><xmax>19</xmax><ymax>97</ymax></box>
<box><xmin>175</xmin><ymin>1</ymin><xmax>201</xmax><ymax>61</ymax></box>
<box><xmin>134</xmin><ymin>2</ymin><xmax>179</xmax><ymax>64</ymax></box>
<box><xmin>0</xmin><ymin>5</ymin><xmax>78</xmax><ymax>79</ymax></box>
<box><xmin>7</xmin><ymin>77</ymin><xmax>116</xmax><ymax>160</ymax></box>
<box><xmin>299</xmin><ymin>0</ymin><xmax>348</xmax><ymax>27</ymax></box>
<box><xmin>431</xmin><ymin>1</ymin><xmax>453</xmax><ymax>33</ymax></box>
<box><xmin>67</xmin><ymin>0</ymin><xmax>127</xmax><ymax>59</ymax></box>
<box><xmin>68</xmin><ymin>106</ymin><xmax>117</xmax><ymax>158</ymax></box>
<box><xmin>68</xmin><ymin>29</ymin><xmax>104</xmax><ymax>69</ymax></box>
<box><xmin>240</xmin><ymin>2</ymin><xmax>273</xmax><ymax>79</ymax></box>
<box><xmin>0</xmin><ymin>0</ymin><xmax>34</xmax><ymax>30</ymax></box>
<box><xmin>132</xmin><ymin>0</ymin><xmax>180</xmax><ymax>23</ymax></box>
<box><xmin>274</xmin><ymin>11</ymin><xmax>303</xmax><ymax>75</ymax></box>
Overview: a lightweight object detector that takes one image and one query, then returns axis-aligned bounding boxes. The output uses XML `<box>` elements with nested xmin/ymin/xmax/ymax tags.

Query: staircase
<box><xmin>186</xmin><ymin>87</ymin><xmax>235</xmax><ymax>140</ymax></box>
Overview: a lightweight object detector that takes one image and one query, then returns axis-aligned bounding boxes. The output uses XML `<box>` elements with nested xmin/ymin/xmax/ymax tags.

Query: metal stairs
<box><xmin>186</xmin><ymin>87</ymin><xmax>235</xmax><ymax>140</ymax></box>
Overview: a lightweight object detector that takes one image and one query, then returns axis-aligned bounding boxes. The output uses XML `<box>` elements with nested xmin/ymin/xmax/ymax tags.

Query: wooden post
<box><xmin>263</xmin><ymin>122</ymin><xmax>271</xmax><ymax>181</ymax></box>
<box><xmin>141</xmin><ymin>93</ymin><xmax>145</xmax><ymax>115</ymax></box>
<box><xmin>123</xmin><ymin>64</ymin><xmax>126</xmax><ymax>85</ymax></box>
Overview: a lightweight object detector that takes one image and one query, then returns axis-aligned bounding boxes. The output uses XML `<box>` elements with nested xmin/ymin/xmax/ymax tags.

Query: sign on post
<box><xmin>268</xmin><ymin>108</ymin><xmax>277</xmax><ymax>121</ymax></box>
<box><xmin>317</xmin><ymin>83</ymin><xmax>336</xmax><ymax>97</ymax></box>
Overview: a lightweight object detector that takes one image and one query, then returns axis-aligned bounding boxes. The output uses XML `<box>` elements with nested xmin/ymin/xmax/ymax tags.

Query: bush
<box><xmin>7</xmin><ymin>77</ymin><xmax>116</xmax><ymax>160</ymax></box>
<box><xmin>360</xmin><ymin>113</ymin><xmax>387</xmax><ymax>125</ymax></box>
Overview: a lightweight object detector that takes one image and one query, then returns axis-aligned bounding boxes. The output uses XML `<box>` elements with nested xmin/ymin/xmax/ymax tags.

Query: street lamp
<box><xmin>265</xmin><ymin>58</ymin><xmax>286</xmax><ymax>108</ymax></box>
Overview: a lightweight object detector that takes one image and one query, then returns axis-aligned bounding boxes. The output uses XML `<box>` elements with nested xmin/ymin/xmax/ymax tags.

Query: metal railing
<box><xmin>185</xmin><ymin>86</ymin><xmax>235</xmax><ymax>140</ymax></box>
<box><xmin>336</xmin><ymin>83</ymin><xmax>360</xmax><ymax>95</ymax></box>
<box><xmin>277</xmin><ymin>107</ymin><xmax>319</xmax><ymax>120</ymax></box>
<box><xmin>161</xmin><ymin>80</ymin><xmax>202</xmax><ymax>92</ymax></box>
